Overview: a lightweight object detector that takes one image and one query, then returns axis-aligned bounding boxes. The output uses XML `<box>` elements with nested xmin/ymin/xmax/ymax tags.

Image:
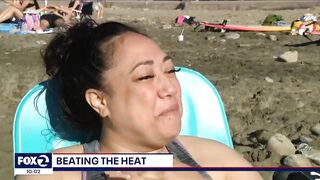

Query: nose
<box><xmin>157</xmin><ymin>75</ymin><xmax>178</xmax><ymax>98</ymax></box>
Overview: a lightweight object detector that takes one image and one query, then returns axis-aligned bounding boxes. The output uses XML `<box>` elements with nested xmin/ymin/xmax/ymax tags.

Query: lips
<box><xmin>157</xmin><ymin>104</ymin><xmax>179</xmax><ymax>117</ymax></box>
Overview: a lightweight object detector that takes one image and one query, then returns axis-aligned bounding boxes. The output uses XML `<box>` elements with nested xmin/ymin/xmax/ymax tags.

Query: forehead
<box><xmin>111</xmin><ymin>33</ymin><xmax>166</xmax><ymax>67</ymax></box>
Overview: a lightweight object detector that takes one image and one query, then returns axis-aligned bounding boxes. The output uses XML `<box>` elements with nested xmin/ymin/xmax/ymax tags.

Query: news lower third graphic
<box><xmin>15</xmin><ymin>153</ymin><xmax>174</xmax><ymax>175</ymax></box>
<box><xmin>14</xmin><ymin>153</ymin><xmax>320</xmax><ymax>179</ymax></box>
<box><xmin>15</xmin><ymin>153</ymin><xmax>52</xmax><ymax>175</ymax></box>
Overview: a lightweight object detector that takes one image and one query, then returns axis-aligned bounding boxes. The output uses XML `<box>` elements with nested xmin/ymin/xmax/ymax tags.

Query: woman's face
<box><xmin>102</xmin><ymin>32</ymin><xmax>182</xmax><ymax>150</ymax></box>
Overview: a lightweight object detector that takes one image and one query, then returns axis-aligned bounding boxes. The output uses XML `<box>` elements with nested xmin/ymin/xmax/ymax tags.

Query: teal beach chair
<box><xmin>13</xmin><ymin>67</ymin><xmax>233</xmax><ymax>154</ymax></box>
<box><xmin>177</xmin><ymin>67</ymin><xmax>233</xmax><ymax>148</ymax></box>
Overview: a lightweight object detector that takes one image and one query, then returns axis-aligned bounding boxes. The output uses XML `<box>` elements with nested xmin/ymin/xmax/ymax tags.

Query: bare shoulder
<box><xmin>51</xmin><ymin>144</ymin><xmax>83</xmax><ymax>178</ymax></box>
<box><xmin>52</xmin><ymin>144</ymin><xmax>83</xmax><ymax>153</ymax></box>
<box><xmin>176</xmin><ymin>135</ymin><xmax>251</xmax><ymax>167</ymax></box>
<box><xmin>176</xmin><ymin>136</ymin><xmax>262</xmax><ymax>180</ymax></box>
<box><xmin>15</xmin><ymin>175</ymin><xmax>55</xmax><ymax>180</ymax></box>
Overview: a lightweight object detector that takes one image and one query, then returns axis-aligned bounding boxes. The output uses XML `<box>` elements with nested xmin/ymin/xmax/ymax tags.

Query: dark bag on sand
<box><xmin>262</xmin><ymin>14</ymin><xmax>284</xmax><ymax>26</ymax></box>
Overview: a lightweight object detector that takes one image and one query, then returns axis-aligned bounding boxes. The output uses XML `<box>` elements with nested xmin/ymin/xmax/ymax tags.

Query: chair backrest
<box><xmin>69</xmin><ymin>0</ymin><xmax>93</xmax><ymax>21</ymax></box>
<box><xmin>80</xmin><ymin>2</ymin><xmax>93</xmax><ymax>15</ymax></box>
<box><xmin>177</xmin><ymin>67</ymin><xmax>233</xmax><ymax>148</ymax></box>
<box><xmin>13</xmin><ymin>67</ymin><xmax>233</xmax><ymax>154</ymax></box>
<box><xmin>79</xmin><ymin>1</ymin><xmax>93</xmax><ymax>21</ymax></box>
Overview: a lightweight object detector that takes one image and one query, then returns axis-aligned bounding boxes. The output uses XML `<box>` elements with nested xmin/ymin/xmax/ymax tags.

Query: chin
<box><xmin>163</xmin><ymin>117</ymin><xmax>182</xmax><ymax>140</ymax></box>
<box><xmin>168</xmin><ymin>129</ymin><xmax>181</xmax><ymax>140</ymax></box>
<box><xmin>155</xmin><ymin>112</ymin><xmax>182</xmax><ymax>141</ymax></box>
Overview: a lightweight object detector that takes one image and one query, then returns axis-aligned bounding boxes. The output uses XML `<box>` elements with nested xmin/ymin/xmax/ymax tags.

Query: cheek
<box><xmin>124</xmin><ymin>84</ymin><xmax>158</xmax><ymax>120</ymax></box>
<box><xmin>174</xmin><ymin>79</ymin><xmax>183</xmax><ymax>109</ymax></box>
<box><xmin>108</xmin><ymin>84</ymin><xmax>157</xmax><ymax>129</ymax></box>
<box><xmin>176</xmin><ymin>79</ymin><xmax>182</xmax><ymax>97</ymax></box>
<box><xmin>132</xmin><ymin>85</ymin><xmax>157</xmax><ymax>111</ymax></box>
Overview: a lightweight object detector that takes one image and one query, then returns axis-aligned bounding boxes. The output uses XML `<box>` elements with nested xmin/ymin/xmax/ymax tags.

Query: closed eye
<box><xmin>167</xmin><ymin>67</ymin><xmax>181</xmax><ymax>74</ymax></box>
<box><xmin>138</xmin><ymin>75</ymin><xmax>154</xmax><ymax>81</ymax></box>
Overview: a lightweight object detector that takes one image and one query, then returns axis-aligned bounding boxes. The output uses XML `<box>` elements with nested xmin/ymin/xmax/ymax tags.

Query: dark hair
<box><xmin>42</xmin><ymin>20</ymin><xmax>145</xmax><ymax>143</ymax></box>
<box><xmin>68</xmin><ymin>0</ymin><xmax>75</xmax><ymax>8</ymax></box>
<box><xmin>26</xmin><ymin>0</ymin><xmax>40</xmax><ymax>10</ymax></box>
<box><xmin>68</xmin><ymin>0</ymin><xmax>81</xmax><ymax>9</ymax></box>
<box><xmin>33</xmin><ymin>0</ymin><xmax>40</xmax><ymax>10</ymax></box>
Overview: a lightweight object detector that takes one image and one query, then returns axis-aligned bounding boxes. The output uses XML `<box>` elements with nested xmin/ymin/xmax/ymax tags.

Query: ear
<box><xmin>85</xmin><ymin>88</ymin><xmax>110</xmax><ymax>118</ymax></box>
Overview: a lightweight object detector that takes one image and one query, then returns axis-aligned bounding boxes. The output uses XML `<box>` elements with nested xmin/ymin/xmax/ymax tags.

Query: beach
<box><xmin>1</xmin><ymin>3</ymin><xmax>320</xmax><ymax>179</ymax></box>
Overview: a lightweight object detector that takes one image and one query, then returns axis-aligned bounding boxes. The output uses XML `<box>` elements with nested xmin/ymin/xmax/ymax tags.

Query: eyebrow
<box><xmin>130</xmin><ymin>55</ymin><xmax>173</xmax><ymax>74</ymax></box>
<box><xmin>163</xmin><ymin>55</ymin><xmax>172</xmax><ymax>62</ymax></box>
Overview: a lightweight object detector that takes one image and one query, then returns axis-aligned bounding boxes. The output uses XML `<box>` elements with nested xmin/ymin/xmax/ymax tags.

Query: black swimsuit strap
<box><xmin>166</xmin><ymin>139</ymin><xmax>213</xmax><ymax>180</ymax></box>
<box><xmin>166</xmin><ymin>139</ymin><xmax>200</xmax><ymax>167</ymax></box>
<box><xmin>82</xmin><ymin>140</ymin><xmax>106</xmax><ymax>180</ymax></box>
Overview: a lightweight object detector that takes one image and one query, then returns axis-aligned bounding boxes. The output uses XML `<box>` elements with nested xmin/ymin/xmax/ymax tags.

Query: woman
<box><xmin>0</xmin><ymin>0</ymin><xmax>39</xmax><ymax>23</ymax></box>
<box><xmin>37</xmin><ymin>5</ymin><xmax>74</xmax><ymax>31</ymax></box>
<box><xmin>17</xmin><ymin>20</ymin><xmax>262</xmax><ymax>180</ymax></box>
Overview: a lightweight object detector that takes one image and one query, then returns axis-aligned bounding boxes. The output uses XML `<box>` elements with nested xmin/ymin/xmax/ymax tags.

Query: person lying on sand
<box><xmin>0</xmin><ymin>0</ymin><xmax>40</xmax><ymax>23</ymax></box>
<box><xmin>35</xmin><ymin>5</ymin><xmax>74</xmax><ymax>32</ymax></box>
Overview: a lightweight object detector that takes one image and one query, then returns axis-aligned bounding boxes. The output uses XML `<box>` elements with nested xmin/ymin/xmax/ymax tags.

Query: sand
<box><xmin>1</xmin><ymin>4</ymin><xmax>320</xmax><ymax>180</ymax></box>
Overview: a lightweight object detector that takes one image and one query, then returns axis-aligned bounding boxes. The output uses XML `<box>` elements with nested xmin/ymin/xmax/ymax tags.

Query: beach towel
<box><xmin>0</xmin><ymin>23</ymin><xmax>18</xmax><ymax>33</ymax></box>
<box><xmin>22</xmin><ymin>13</ymin><xmax>40</xmax><ymax>31</ymax></box>
<box><xmin>16</xmin><ymin>12</ymin><xmax>54</xmax><ymax>34</ymax></box>
<box><xmin>175</xmin><ymin>15</ymin><xmax>196</xmax><ymax>25</ymax></box>
<box><xmin>291</xmin><ymin>20</ymin><xmax>320</xmax><ymax>35</ymax></box>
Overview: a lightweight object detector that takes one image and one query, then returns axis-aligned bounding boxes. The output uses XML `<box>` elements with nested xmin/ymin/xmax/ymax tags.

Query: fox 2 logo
<box><xmin>311</xmin><ymin>172</ymin><xmax>320</xmax><ymax>180</ymax></box>
<box><xmin>15</xmin><ymin>153</ymin><xmax>52</xmax><ymax>168</ymax></box>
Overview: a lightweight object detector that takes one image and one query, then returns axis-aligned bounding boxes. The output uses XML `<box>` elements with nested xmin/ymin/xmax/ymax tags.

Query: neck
<box><xmin>99</xmin><ymin>125</ymin><xmax>168</xmax><ymax>153</ymax></box>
